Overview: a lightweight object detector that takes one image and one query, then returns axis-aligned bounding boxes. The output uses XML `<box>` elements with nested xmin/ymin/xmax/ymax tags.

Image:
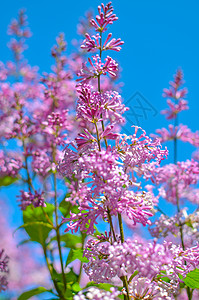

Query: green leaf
<box><xmin>66</xmin><ymin>249</ymin><xmax>88</xmax><ymax>266</ymax></box>
<box><xmin>51</xmin><ymin>233</ymin><xmax>82</xmax><ymax>249</ymax></box>
<box><xmin>65</xmin><ymin>269</ymin><xmax>78</xmax><ymax>284</ymax></box>
<box><xmin>59</xmin><ymin>199</ymin><xmax>79</xmax><ymax>217</ymax></box>
<box><xmin>59</xmin><ymin>199</ymin><xmax>71</xmax><ymax>216</ymax></box>
<box><xmin>183</xmin><ymin>268</ymin><xmax>199</xmax><ymax>289</ymax></box>
<box><xmin>63</xmin><ymin>289</ymin><xmax>73</xmax><ymax>299</ymax></box>
<box><xmin>22</xmin><ymin>204</ymin><xmax>54</xmax><ymax>246</ymax></box>
<box><xmin>0</xmin><ymin>176</ymin><xmax>18</xmax><ymax>187</ymax></box>
<box><xmin>72</xmin><ymin>283</ymin><xmax>81</xmax><ymax>292</ymax></box>
<box><xmin>18</xmin><ymin>287</ymin><xmax>50</xmax><ymax>300</ymax></box>
<box><xmin>86</xmin><ymin>282</ymin><xmax>115</xmax><ymax>291</ymax></box>
<box><xmin>17</xmin><ymin>221</ymin><xmax>53</xmax><ymax>231</ymax></box>
<box><xmin>17</xmin><ymin>239</ymin><xmax>32</xmax><ymax>247</ymax></box>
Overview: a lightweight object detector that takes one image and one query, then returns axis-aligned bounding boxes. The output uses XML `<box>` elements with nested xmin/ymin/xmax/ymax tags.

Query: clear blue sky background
<box><xmin>0</xmin><ymin>1</ymin><xmax>199</xmax><ymax>221</ymax></box>
<box><xmin>1</xmin><ymin>0</ymin><xmax>198</xmax><ymax>160</ymax></box>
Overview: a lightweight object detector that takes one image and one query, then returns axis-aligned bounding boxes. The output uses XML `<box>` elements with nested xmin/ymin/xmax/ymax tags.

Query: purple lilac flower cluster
<box><xmin>1</xmin><ymin>2</ymin><xmax>199</xmax><ymax>300</ymax></box>
<box><xmin>0</xmin><ymin>249</ymin><xmax>9</xmax><ymax>292</ymax></box>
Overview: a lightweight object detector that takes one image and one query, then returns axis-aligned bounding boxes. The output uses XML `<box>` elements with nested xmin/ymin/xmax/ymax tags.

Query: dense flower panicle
<box><xmin>90</xmin><ymin>2</ymin><xmax>118</xmax><ymax>33</ymax></box>
<box><xmin>0</xmin><ymin>249</ymin><xmax>9</xmax><ymax>273</ymax></box>
<box><xmin>152</xmin><ymin>124</ymin><xmax>199</xmax><ymax>147</ymax></box>
<box><xmin>74</xmin><ymin>287</ymin><xmax>120</xmax><ymax>300</ymax></box>
<box><xmin>18</xmin><ymin>190</ymin><xmax>46</xmax><ymax>210</ymax></box>
<box><xmin>180</xmin><ymin>187</ymin><xmax>199</xmax><ymax>204</ymax></box>
<box><xmin>60</xmin><ymin>123</ymin><xmax>167</xmax><ymax>234</ymax></box>
<box><xmin>0</xmin><ymin>150</ymin><xmax>22</xmax><ymax>177</ymax></box>
<box><xmin>161</xmin><ymin>99</ymin><xmax>189</xmax><ymax>119</ymax></box>
<box><xmin>169</xmin><ymin>243</ymin><xmax>199</xmax><ymax>278</ymax></box>
<box><xmin>61</xmin><ymin>145</ymin><xmax>158</xmax><ymax>233</ymax></box>
<box><xmin>153</xmin><ymin>160</ymin><xmax>199</xmax><ymax>204</ymax></box>
<box><xmin>115</xmin><ymin>127</ymin><xmax>168</xmax><ymax>174</ymax></box>
<box><xmin>31</xmin><ymin>149</ymin><xmax>52</xmax><ymax>177</ymax></box>
<box><xmin>41</xmin><ymin>110</ymin><xmax>71</xmax><ymax>146</ymax></box>
<box><xmin>51</xmin><ymin>33</ymin><xmax>67</xmax><ymax>59</ymax></box>
<box><xmin>84</xmin><ymin>236</ymin><xmax>199</xmax><ymax>292</ymax></box>
<box><xmin>65</xmin><ymin>181</ymin><xmax>90</xmax><ymax>206</ymax></box>
<box><xmin>41</xmin><ymin>71</ymin><xmax>76</xmax><ymax>112</ymax></box>
<box><xmin>161</xmin><ymin>70</ymin><xmax>188</xmax><ymax>119</ymax></box>
<box><xmin>57</xmin><ymin>143</ymin><xmax>80</xmax><ymax>178</ymax></box>
<box><xmin>150</xmin><ymin>209</ymin><xmax>199</xmax><ymax>247</ymax></box>
<box><xmin>76</xmin><ymin>84</ymin><xmax>128</xmax><ymax>124</ymax></box>
<box><xmin>84</xmin><ymin>238</ymin><xmax>173</xmax><ymax>283</ymax></box>
<box><xmin>38</xmin><ymin>34</ymin><xmax>78</xmax><ymax>121</ymax></box>
<box><xmin>77</xmin><ymin>55</ymin><xmax>118</xmax><ymax>83</ymax></box>
<box><xmin>116</xmin><ymin>190</ymin><xmax>156</xmax><ymax>226</ymax></box>
<box><xmin>0</xmin><ymin>80</ymin><xmax>44</xmax><ymax>139</ymax></box>
<box><xmin>8</xmin><ymin>10</ymin><xmax>31</xmax><ymax>37</ymax></box>
<box><xmin>0</xmin><ymin>249</ymin><xmax>9</xmax><ymax>292</ymax></box>
<box><xmin>163</xmin><ymin>70</ymin><xmax>186</xmax><ymax>98</ymax></box>
<box><xmin>129</xmin><ymin>277</ymin><xmax>174</xmax><ymax>300</ymax></box>
<box><xmin>7</xmin><ymin>9</ymin><xmax>32</xmax><ymax>62</ymax></box>
<box><xmin>149</xmin><ymin>209</ymin><xmax>187</xmax><ymax>238</ymax></box>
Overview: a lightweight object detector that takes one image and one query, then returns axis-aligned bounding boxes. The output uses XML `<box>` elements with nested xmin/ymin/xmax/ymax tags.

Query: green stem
<box><xmin>22</xmin><ymin>139</ymin><xmax>35</xmax><ymax>192</ymax></box>
<box><xmin>77</xmin><ymin>233</ymin><xmax>86</xmax><ymax>284</ymax></box>
<box><xmin>94</xmin><ymin>122</ymin><xmax>101</xmax><ymax>151</ymax></box>
<box><xmin>187</xmin><ymin>287</ymin><xmax>192</xmax><ymax>300</ymax></box>
<box><xmin>98</xmin><ymin>31</ymin><xmax>108</xmax><ymax>148</ymax></box>
<box><xmin>118</xmin><ymin>213</ymin><xmax>131</xmax><ymax>300</ymax></box>
<box><xmin>107</xmin><ymin>209</ymin><xmax>117</xmax><ymax>242</ymax></box>
<box><xmin>43</xmin><ymin>245</ymin><xmax>64</xmax><ymax>299</ymax></box>
<box><xmin>174</xmin><ymin>105</ymin><xmax>191</xmax><ymax>298</ymax></box>
<box><xmin>174</xmin><ymin>114</ymin><xmax>185</xmax><ymax>250</ymax></box>
<box><xmin>52</xmin><ymin>147</ymin><xmax>67</xmax><ymax>292</ymax></box>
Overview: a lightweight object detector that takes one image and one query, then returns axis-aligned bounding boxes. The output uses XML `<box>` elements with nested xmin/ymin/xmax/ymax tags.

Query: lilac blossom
<box><xmin>0</xmin><ymin>150</ymin><xmax>22</xmax><ymax>178</ymax></box>
<box><xmin>161</xmin><ymin>69</ymin><xmax>188</xmax><ymax>119</ymax></box>
<box><xmin>150</xmin><ymin>209</ymin><xmax>199</xmax><ymax>247</ymax></box>
<box><xmin>153</xmin><ymin>160</ymin><xmax>199</xmax><ymax>204</ymax></box>
<box><xmin>74</xmin><ymin>287</ymin><xmax>120</xmax><ymax>300</ymax></box>
<box><xmin>17</xmin><ymin>190</ymin><xmax>46</xmax><ymax>210</ymax></box>
<box><xmin>84</xmin><ymin>236</ymin><xmax>199</xmax><ymax>292</ymax></box>
<box><xmin>90</xmin><ymin>2</ymin><xmax>118</xmax><ymax>33</ymax></box>
<box><xmin>76</xmin><ymin>84</ymin><xmax>127</xmax><ymax>124</ymax></box>
<box><xmin>81</xmin><ymin>32</ymin><xmax>124</xmax><ymax>52</ymax></box>
<box><xmin>152</xmin><ymin>124</ymin><xmax>199</xmax><ymax>147</ymax></box>
<box><xmin>77</xmin><ymin>55</ymin><xmax>118</xmax><ymax>83</ymax></box>
<box><xmin>0</xmin><ymin>249</ymin><xmax>9</xmax><ymax>292</ymax></box>
<box><xmin>129</xmin><ymin>277</ymin><xmax>174</xmax><ymax>300</ymax></box>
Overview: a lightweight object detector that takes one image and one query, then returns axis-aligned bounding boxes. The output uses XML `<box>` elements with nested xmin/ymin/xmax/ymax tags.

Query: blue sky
<box><xmin>1</xmin><ymin>0</ymin><xmax>198</xmax><ymax>150</ymax></box>
<box><xmin>0</xmin><ymin>1</ymin><xmax>199</xmax><ymax>220</ymax></box>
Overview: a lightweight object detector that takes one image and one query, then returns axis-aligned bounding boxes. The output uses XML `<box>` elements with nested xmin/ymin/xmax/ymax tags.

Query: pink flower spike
<box><xmin>90</xmin><ymin>2</ymin><xmax>118</xmax><ymax>33</ymax></box>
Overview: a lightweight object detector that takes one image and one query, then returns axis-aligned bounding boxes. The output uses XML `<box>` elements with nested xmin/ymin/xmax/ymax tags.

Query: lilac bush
<box><xmin>0</xmin><ymin>2</ymin><xmax>199</xmax><ymax>300</ymax></box>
